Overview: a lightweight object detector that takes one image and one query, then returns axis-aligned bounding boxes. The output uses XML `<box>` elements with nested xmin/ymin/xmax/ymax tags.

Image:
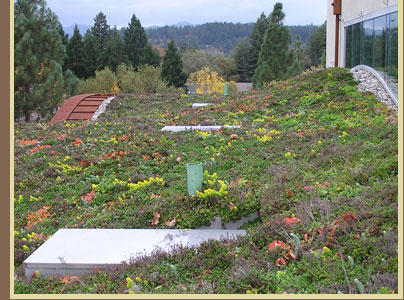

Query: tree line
<box><xmin>14</xmin><ymin>0</ymin><xmax>326</xmax><ymax>122</ymax></box>
<box><xmin>145</xmin><ymin>22</ymin><xmax>320</xmax><ymax>55</ymax></box>
<box><xmin>233</xmin><ymin>3</ymin><xmax>326</xmax><ymax>84</ymax></box>
<box><xmin>14</xmin><ymin>0</ymin><xmax>185</xmax><ymax>121</ymax></box>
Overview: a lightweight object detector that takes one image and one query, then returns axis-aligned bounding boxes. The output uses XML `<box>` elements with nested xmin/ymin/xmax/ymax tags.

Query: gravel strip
<box><xmin>90</xmin><ymin>96</ymin><xmax>116</xmax><ymax>121</ymax></box>
<box><xmin>351</xmin><ymin>69</ymin><xmax>397</xmax><ymax>114</ymax></box>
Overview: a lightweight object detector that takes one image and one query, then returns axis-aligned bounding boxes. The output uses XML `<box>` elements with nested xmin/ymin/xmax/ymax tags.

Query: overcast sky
<box><xmin>46</xmin><ymin>0</ymin><xmax>327</xmax><ymax>28</ymax></box>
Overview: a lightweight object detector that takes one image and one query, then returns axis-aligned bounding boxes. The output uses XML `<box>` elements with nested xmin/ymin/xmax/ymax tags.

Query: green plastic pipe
<box><xmin>224</xmin><ymin>84</ymin><xmax>229</xmax><ymax>97</ymax></box>
<box><xmin>186</xmin><ymin>163</ymin><xmax>203</xmax><ymax>196</ymax></box>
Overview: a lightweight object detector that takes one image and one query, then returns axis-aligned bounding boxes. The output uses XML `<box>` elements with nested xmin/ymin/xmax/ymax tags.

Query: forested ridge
<box><xmin>142</xmin><ymin>22</ymin><xmax>319</xmax><ymax>54</ymax></box>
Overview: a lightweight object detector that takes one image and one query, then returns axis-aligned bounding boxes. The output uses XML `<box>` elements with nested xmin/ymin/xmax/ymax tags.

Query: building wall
<box><xmin>326</xmin><ymin>0</ymin><xmax>398</xmax><ymax>67</ymax></box>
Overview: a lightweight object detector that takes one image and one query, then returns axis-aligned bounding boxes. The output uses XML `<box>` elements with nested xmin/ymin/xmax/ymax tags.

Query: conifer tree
<box><xmin>91</xmin><ymin>12</ymin><xmax>111</xmax><ymax>69</ymax></box>
<box><xmin>252</xmin><ymin>3</ymin><xmax>291</xmax><ymax>88</ymax></box>
<box><xmin>83</xmin><ymin>30</ymin><xmax>98</xmax><ymax>78</ymax></box>
<box><xmin>103</xmin><ymin>26</ymin><xmax>128</xmax><ymax>72</ymax></box>
<box><xmin>140</xmin><ymin>42</ymin><xmax>161</xmax><ymax>67</ymax></box>
<box><xmin>233</xmin><ymin>37</ymin><xmax>254</xmax><ymax>82</ymax></box>
<box><xmin>14</xmin><ymin>0</ymin><xmax>66</xmax><ymax>121</ymax></box>
<box><xmin>249</xmin><ymin>13</ymin><xmax>269</xmax><ymax>77</ymax></box>
<box><xmin>65</xmin><ymin>25</ymin><xmax>86</xmax><ymax>78</ymax></box>
<box><xmin>123</xmin><ymin>14</ymin><xmax>147</xmax><ymax>69</ymax></box>
<box><xmin>161</xmin><ymin>40</ymin><xmax>187</xmax><ymax>88</ymax></box>
<box><xmin>286</xmin><ymin>35</ymin><xmax>304</xmax><ymax>78</ymax></box>
<box><xmin>305</xmin><ymin>22</ymin><xmax>326</xmax><ymax>66</ymax></box>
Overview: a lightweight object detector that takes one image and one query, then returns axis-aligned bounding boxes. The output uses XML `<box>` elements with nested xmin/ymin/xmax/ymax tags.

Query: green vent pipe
<box><xmin>186</xmin><ymin>163</ymin><xmax>203</xmax><ymax>196</ymax></box>
<box><xmin>224</xmin><ymin>84</ymin><xmax>229</xmax><ymax>98</ymax></box>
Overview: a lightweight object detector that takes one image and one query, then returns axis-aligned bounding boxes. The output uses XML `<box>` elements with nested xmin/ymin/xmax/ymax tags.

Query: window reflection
<box><xmin>345</xmin><ymin>26</ymin><xmax>352</xmax><ymax>68</ymax></box>
<box><xmin>344</xmin><ymin>11</ymin><xmax>398</xmax><ymax>98</ymax></box>
<box><xmin>362</xmin><ymin>19</ymin><xmax>374</xmax><ymax>67</ymax></box>
<box><xmin>352</xmin><ymin>23</ymin><xmax>361</xmax><ymax>66</ymax></box>
<box><xmin>374</xmin><ymin>15</ymin><xmax>387</xmax><ymax>71</ymax></box>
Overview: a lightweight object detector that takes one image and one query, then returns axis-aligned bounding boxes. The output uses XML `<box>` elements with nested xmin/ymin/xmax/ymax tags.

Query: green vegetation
<box><xmin>161</xmin><ymin>41</ymin><xmax>187</xmax><ymax>88</ymax></box>
<box><xmin>14</xmin><ymin>68</ymin><xmax>397</xmax><ymax>294</ymax></box>
<box><xmin>145</xmin><ymin>22</ymin><xmax>319</xmax><ymax>55</ymax></box>
<box><xmin>253</xmin><ymin>3</ymin><xmax>291</xmax><ymax>88</ymax></box>
<box><xmin>14</xmin><ymin>0</ymin><xmax>79</xmax><ymax>121</ymax></box>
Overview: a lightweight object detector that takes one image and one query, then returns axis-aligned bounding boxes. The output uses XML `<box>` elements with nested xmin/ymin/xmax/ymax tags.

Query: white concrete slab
<box><xmin>161</xmin><ymin>125</ymin><xmax>240</xmax><ymax>132</ymax></box>
<box><xmin>24</xmin><ymin>229</ymin><xmax>245</xmax><ymax>278</ymax></box>
<box><xmin>192</xmin><ymin>103</ymin><xmax>213</xmax><ymax>108</ymax></box>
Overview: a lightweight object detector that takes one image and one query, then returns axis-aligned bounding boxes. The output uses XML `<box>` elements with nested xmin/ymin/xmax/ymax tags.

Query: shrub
<box><xmin>188</xmin><ymin>67</ymin><xmax>226</xmax><ymax>95</ymax></box>
<box><xmin>79</xmin><ymin>67</ymin><xmax>120</xmax><ymax>94</ymax></box>
<box><xmin>81</xmin><ymin>64</ymin><xmax>183</xmax><ymax>95</ymax></box>
<box><xmin>227</xmin><ymin>81</ymin><xmax>238</xmax><ymax>95</ymax></box>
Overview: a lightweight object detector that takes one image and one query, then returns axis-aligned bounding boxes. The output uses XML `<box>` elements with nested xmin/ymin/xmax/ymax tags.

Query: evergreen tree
<box><xmin>139</xmin><ymin>42</ymin><xmax>161</xmax><ymax>67</ymax></box>
<box><xmin>249</xmin><ymin>13</ymin><xmax>269</xmax><ymax>76</ymax></box>
<box><xmin>233</xmin><ymin>37</ymin><xmax>254</xmax><ymax>82</ymax></box>
<box><xmin>63</xmin><ymin>69</ymin><xmax>80</xmax><ymax>97</ymax></box>
<box><xmin>91</xmin><ymin>12</ymin><xmax>111</xmax><ymax>69</ymax></box>
<box><xmin>286</xmin><ymin>35</ymin><xmax>304</xmax><ymax>78</ymax></box>
<box><xmin>123</xmin><ymin>14</ymin><xmax>147</xmax><ymax>69</ymax></box>
<box><xmin>161</xmin><ymin>40</ymin><xmax>187</xmax><ymax>88</ymax></box>
<box><xmin>65</xmin><ymin>25</ymin><xmax>87</xmax><ymax>78</ymax></box>
<box><xmin>82</xmin><ymin>30</ymin><xmax>98</xmax><ymax>78</ymax></box>
<box><xmin>14</xmin><ymin>0</ymin><xmax>66</xmax><ymax>121</ymax></box>
<box><xmin>103</xmin><ymin>26</ymin><xmax>128</xmax><ymax>72</ymax></box>
<box><xmin>305</xmin><ymin>22</ymin><xmax>326</xmax><ymax>66</ymax></box>
<box><xmin>252</xmin><ymin>3</ymin><xmax>291</xmax><ymax>88</ymax></box>
<box><xmin>58</xmin><ymin>24</ymin><xmax>69</xmax><ymax>71</ymax></box>
<box><xmin>293</xmin><ymin>34</ymin><xmax>304</xmax><ymax>61</ymax></box>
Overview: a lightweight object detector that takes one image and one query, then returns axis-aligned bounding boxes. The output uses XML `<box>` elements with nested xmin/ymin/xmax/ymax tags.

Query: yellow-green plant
<box><xmin>127</xmin><ymin>177</ymin><xmax>164</xmax><ymax>192</ymax></box>
<box><xmin>196</xmin><ymin>170</ymin><xmax>228</xmax><ymax>199</ymax></box>
<box><xmin>188</xmin><ymin>67</ymin><xmax>225</xmax><ymax>95</ymax></box>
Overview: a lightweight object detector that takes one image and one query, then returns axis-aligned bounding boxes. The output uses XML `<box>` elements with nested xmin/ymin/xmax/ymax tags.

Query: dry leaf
<box><xmin>150</xmin><ymin>193</ymin><xmax>160</xmax><ymax>200</ymax></box>
<box><xmin>152</xmin><ymin>212</ymin><xmax>160</xmax><ymax>225</ymax></box>
<box><xmin>229</xmin><ymin>134</ymin><xmax>239</xmax><ymax>141</ymax></box>
<box><xmin>228</xmin><ymin>201</ymin><xmax>235</xmax><ymax>211</ymax></box>
<box><xmin>165</xmin><ymin>217</ymin><xmax>176</xmax><ymax>227</ymax></box>
<box><xmin>202</xmin><ymin>270</ymin><xmax>212</xmax><ymax>275</ymax></box>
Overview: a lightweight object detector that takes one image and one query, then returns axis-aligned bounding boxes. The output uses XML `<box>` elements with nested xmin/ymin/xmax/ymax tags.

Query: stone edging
<box><xmin>350</xmin><ymin>65</ymin><xmax>398</xmax><ymax>108</ymax></box>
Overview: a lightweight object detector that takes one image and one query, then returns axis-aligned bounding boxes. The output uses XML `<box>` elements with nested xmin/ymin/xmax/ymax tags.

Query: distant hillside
<box><xmin>63</xmin><ymin>24</ymin><xmax>91</xmax><ymax>37</ymax></box>
<box><xmin>145</xmin><ymin>22</ymin><xmax>319</xmax><ymax>55</ymax></box>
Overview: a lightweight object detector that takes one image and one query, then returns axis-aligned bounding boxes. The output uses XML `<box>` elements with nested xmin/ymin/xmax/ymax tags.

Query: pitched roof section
<box><xmin>49</xmin><ymin>94</ymin><xmax>114</xmax><ymax>124</ymax></box>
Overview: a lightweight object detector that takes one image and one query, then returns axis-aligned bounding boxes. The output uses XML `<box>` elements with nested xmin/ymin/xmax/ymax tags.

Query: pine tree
<box><xmin>58</xmin><ymin>24</ymin><xmax>69</xmax><ymax>71</ymax></box>
<box><xmin>139</xmin><ymin>42</ymin><xmax>161</xmax><ymax>67</ymax></box>
<box><xmin>161</xmin><ymin>40</ymin><xmax>187</xmax><ymax>88</ymax></box>
<box><xmin>103</xmin><ymin>26</ymin><xmax>128</xmax><ymax>72</ymax></box>
<box><xmin>252</xmin><ymin>3</ymin><xmax>291</xmax><ymax>88</ymax></box>
<box><xmin>65</xmin><ymin>25</ymin><xmax>87</xmax><ymax>78</ymax></box>
<box><xmin>82</xmin><ymin>30</ymin><xmax>98</xmax><ymax>78</ymax></box>
<box><xmin>63</xmin><ymin>69</ymin><xmax>80</xmax><ymax>97</ymax></box>
<box><xmin>233</xmin><ymin>37</ymin><xmax>254</xmax><ymax>82</ymax></box>
<box><xmin>305</xmin><ymin>22</ymin><xmax>326</xmax><ymax>66</ymax></box>
<box><xmin>123</xmin><ymin>14</ymin><xmax>147</xmax><ymax>69</ymax></box>
<box><xmin>91</xmin><ymin>12</ymin><xmax>111</xmax><ymax>70</ymax></box>
<box><xmin>286</xmin><ymin>35</ymin><xmax>304</xmax><ymax>78</ymax></box>
<box><xmin>249</xmin><ymin>13</ymin><xmax>269</xmax><ymax>76</ymax></box>
<box><xmin>14</xmin><ymin>0</ymin><xmax>66</xmax><ymax>121</ymax></box>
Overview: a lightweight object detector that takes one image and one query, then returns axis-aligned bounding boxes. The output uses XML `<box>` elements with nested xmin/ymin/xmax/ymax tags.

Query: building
<box><xmin>326</xmin><ymin>0</ymin><xmax>398</xmax><ymax>98</ymax></box>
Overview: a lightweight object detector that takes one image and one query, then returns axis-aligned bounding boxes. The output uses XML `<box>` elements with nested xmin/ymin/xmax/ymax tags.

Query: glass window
<box><xmin>362</xmin><ymin>19</ymin><xmax>374</xmax><ymax>67</ymax></box>
<box><xmin>352</xmin><ymin>23</ymin><xmax>361</xmax><ymax>66</ymax></box>
<box><xmin>387</xmin><ymin>12</ymin><xmax>398</xmax><ymax>80</ymax></box>
<box><xmin>374</xmin><ymin>15</ymin><xmax>387</xmax><ymax>71</ymax></box>
<box><xmin>345</xmin><ymin>26</ymin><xmax>352</xmax><ymax>68</ymax></box>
